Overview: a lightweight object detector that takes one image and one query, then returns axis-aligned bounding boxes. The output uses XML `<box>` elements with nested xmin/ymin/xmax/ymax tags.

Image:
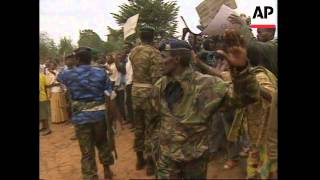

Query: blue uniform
<box><xmin>57</xmin><ymin>65</ymin><xmax>113</xmax><ymax>125</ymax></box>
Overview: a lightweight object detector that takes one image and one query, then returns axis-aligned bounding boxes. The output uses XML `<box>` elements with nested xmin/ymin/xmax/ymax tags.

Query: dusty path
<box><xmin>40</xmin><ymin>123</ymin><xmax>246</xmax><ymax>179</ymax></box>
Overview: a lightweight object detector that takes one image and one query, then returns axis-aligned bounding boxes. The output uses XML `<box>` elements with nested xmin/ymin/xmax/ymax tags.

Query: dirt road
<box><xmin>40</xmin><ymin>123</ymin><xmax>246</xmax><ymax>179</ymax></box>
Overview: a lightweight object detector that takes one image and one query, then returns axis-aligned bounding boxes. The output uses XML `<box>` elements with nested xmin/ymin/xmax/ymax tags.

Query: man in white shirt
<box><xmin>114</xmin><ymin>52</ymin><xmax>128</xmax><ymax>126</ymax></box>
<box><xmin>124</xmin><ymin>43</ymin><xmax>134</xmax><ymax>129</ymax></box>
<box><xmin>104</xmin><ymin>54</ymin><xmax>118</xmax><ymax>87</ymax></box>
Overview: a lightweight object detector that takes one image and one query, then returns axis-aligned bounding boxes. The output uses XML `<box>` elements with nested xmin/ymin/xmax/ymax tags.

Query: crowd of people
<box><xmin>39</xmin><ymin>13</ymin><xmax>277</xmax><ymax>180</ymax></box>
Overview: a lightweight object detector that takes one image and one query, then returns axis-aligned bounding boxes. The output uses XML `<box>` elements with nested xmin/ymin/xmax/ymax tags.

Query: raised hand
<box><xmin>228</xmin><ymin>14</ymin><xmax>246</xmax><ymax>26</ymax></box>
<box><xmin>216</xmin><ymin>29</ymin><xmax>247</xmax><ymax>68</ymax></box>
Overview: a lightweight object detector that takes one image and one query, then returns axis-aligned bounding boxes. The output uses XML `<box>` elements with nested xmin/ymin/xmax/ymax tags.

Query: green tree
<box><xmin>78</xmin><ymin>30</ymin><xmax>104</xmax><ymax>50</ymax></box>
<box><xmin>58</xmin><ymin>37</ymin><xmax>74</xmax><ymax>57</ymax></box>
<box><xmin>107</xmin><ymin>26</ymin><xmax>123</xmax><ymax>42</ymax></box>
<box><xmin>40</xmin><ymin>32</ymin><xmax>59</xmax><ymax>63</ymax></box>
<box><xmin>111</xmin><ymin>0</ymin><xmax>179</xmax><ymax>38</ymax></box>
<box><xmin>103</xmin><ymin>26</ymin><xmax>125</xmax><ymax>53</ymax></box>
<box><xmin>78</xmin><ymin>29</ymin><xmax>105</xmax><ymax>60</ymax></box>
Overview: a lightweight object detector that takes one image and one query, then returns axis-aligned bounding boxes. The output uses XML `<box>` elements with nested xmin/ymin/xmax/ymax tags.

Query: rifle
<box><xmin>105</xmin><ymin>93</ymin><xmax>118</xmax><ymax>159</ymax></box>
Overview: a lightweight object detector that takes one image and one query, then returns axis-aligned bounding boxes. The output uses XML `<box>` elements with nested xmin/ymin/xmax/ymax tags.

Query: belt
<box><xmin>133</xmin><ymin>82</ymin><xmax>153</xmax><ymax>88</ymax></box>
<box><xmin>82</xmin><ymin>104</ymin><xmax>106</xmax><ymax>112</ymax></box>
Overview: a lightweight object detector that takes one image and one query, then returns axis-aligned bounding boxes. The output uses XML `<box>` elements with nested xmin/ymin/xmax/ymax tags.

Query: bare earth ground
<box><xmin>40</xmin><ymin>123</ymin><xmax>246</xmax><ymax>180</ymax></box>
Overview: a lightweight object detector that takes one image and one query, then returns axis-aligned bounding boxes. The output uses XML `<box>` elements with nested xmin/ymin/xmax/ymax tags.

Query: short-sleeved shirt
<box><xmin>46</xmin><ymin>70</ymin><xmax>63</xmax><ymax>93</ymax></box>
<box><xmin>57</xmin><ymin>65</ymin><xmax>113</xmax><ymax>124</ymax></box>
<box><xmin>39</xmin><ymin>73</ymin><xmax>49</xmax><ymax>102</ymax></box>
<box><xmin>105</xmin><ymin>63</ymin><xmax>118</xmax><ymax>82</ymax></box>
<box><xmin>126</xmin><ymin>56</ymin><xmax>133</xmax><ymax>85</ymax></box>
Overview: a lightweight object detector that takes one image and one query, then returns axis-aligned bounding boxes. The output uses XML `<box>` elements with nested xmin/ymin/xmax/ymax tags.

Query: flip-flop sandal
<box><xmin>223</xmin><ymin>160</ymin><xmax>238</xmax><ymax>169</ymax></box>
<box><xmin>41</xmin><ymin>130</ymin><xmax>52</xmax><ymax>136</ymax></box>
<box><xmin>240</xmin><ymin>151</ymin><xmax>249</xmax><ymax>157</ymax></box>
<box><xmin>240</xmin><ymin>147</ymin><xmax>250</xmax><ymax>157</ymax></box>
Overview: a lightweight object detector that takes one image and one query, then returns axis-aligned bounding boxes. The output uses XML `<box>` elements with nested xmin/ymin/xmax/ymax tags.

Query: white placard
<box><xmin>123</xmin><ymin>14</ymin><xmax>139</xmax><ymax>40</ymax></box>
<box><xmin>202</xmin><ymin>4</ymin><xmax>239</xmax><ymax>36</ymax></box>
<box><xmin>196</xmin><ymin>0</ymin><xmax>237</xmax><ymax>27</ymax></box>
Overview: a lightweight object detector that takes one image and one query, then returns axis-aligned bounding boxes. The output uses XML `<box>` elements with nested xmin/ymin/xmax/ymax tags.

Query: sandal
<box><xmin>240</xmin><ymin>147</ymin><xmax>250</xmax><ymax>157</ymax></box>
<box><xmin>41</xmin><ymin>129</ymin><xmax>52</xmax><ymax>136</ymax></box>
<box><xmin>223</xmin><ymin>160</ymin><xmax>238</xmax><ymax>169</ymax></box>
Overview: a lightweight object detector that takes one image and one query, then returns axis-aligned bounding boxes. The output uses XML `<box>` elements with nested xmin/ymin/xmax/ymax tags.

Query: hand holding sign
<box><xmin>228</xmin><ymin>14</ymin><xmax>246</xmax><ymax>26</ymax></box>
<box><xmin>196</xmin><ymin>0</ymin><xmax>237</xmax><ymax>27</ymax></box>
<box><xmin>202</xmin><ymin>5</ymin><xmax>240</xmax><ymax>36</ymax></box>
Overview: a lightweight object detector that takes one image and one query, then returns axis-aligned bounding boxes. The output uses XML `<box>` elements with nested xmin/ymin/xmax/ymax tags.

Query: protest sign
<box><xmin>202</xmin><ymin>4</ymin><xmax>239</xmax><ymax>36</ymax></box>
<box><xmin>196</xmin><ymin>0</ymin><xmax>237</xmax><ymax>27</ymax></box>
<box><xmin>123</xmin><ymin>14</ymin><xmax>139</xmax><ymax>40</ymax></box>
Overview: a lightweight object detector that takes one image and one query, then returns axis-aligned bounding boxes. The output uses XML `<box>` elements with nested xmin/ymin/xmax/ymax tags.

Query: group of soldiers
<box><xmin>49</xmin><ymin>13</ymin><xmax>277</xmax><ymax>180</ymax></box>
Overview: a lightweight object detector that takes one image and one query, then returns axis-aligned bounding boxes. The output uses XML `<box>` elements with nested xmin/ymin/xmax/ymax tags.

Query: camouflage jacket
<box><xmin>228</xmin><ymin>66</ymin><xmax>277</xmax><ymax>146</ymax></box>
<box><xmin>151</xmin><ymin>67</ymin><xmax>259</xmax><ymax>161</ymax></box>
<box><xmin>266</xmin><ymin>92</ymin><xmax>277</xmax><ymax>160</ymax></box>
<box><xmin>239</xmin><ymin>25</ymin><xmax>278</xmax><ymax>77</ymax></box>
<box><xmin>129</xmin><ymin>43</ymin><xmax>162</xmax><ymax>98</ymax></box>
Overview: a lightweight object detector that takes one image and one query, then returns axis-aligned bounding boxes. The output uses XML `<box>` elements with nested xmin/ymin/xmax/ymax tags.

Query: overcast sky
<box><xmin>40</xmin><ymin>0</ymin><xmax>277</xmax><ymax>45</ymax></box>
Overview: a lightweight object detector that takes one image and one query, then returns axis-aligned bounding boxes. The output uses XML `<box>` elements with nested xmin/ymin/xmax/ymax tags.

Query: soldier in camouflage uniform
<box><xmin>190</xmin><ymin>28</ymin><xmax>277</xmax><ymax>178</ymax></box>
<box><xmin>226</xmin><ymin>15</ymin><xmax>278</xmax><ymax>179</ymax></box>
<box><xmin>152</xmin><ymin>29</ymin><xmax>262</xmax><ymax>179</ymax></box>
<box><xmin>57</xmin><ymin>47</ymin><xmax>114</xmax><ymax>180</ymax></box>
<box><xmin>129</xmin><ymin>25</ymin><xmax>162</xmax><ymax>176</ymax></box>
<box><xmin>227</xmin><ymin>65</ymin><xmax>277</xmax><ymax>179</ymax></box>
<box><xmin>262</xmin><ymin>93</ymin><xmax>277</xmax><ymax>179</ymax></box>
<box><xmin>229</xmin><ymin>14</ymin><xmax>278</xmax><ymax>77</ymax></box>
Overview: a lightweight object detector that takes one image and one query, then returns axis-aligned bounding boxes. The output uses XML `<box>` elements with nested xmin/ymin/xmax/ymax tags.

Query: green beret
<box><xmin>140</xmin><ymin>24</ymin><xmax>155</xmax><ymax>32</ymax></box>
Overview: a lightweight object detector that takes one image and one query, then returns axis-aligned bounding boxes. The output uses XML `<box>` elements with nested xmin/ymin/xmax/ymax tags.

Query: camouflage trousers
<box><xmin>247</xmin><ymin>144</ymin><xmax>277</xmax><ymax>179</ymax></box>
<box><xmin>75</xmin><ymin>120</ymin><xmax>114</xmax><ymax>180</ymax></box>
<box><xmin>150</xmin><ymin>132</ymin><xmax>160</xmax><ymax>176</ymax></box>
<box><xmin>157</xmin><ymin>155</ymin><xmax>208</xmax><ymax>179</ymax></box>
<box><xmin>132</xmin><ymin>96</ymin><xmax>153</xmax><ymax>155</ymax></box>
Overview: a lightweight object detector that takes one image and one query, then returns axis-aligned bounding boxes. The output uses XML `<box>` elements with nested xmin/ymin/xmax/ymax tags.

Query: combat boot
<box><xmin>92</xmin><ymin>175</ymin><xmax>99</xmax><ymax>180</ymax></box>
<box><xmin>103</xmin><ymin>165</ymin><xmax>113</xmax><ymax>180</ymax></box>
<box><xmin>146</xmin><ymin>156</ymin><xmax>155</xmax><ymax>176</ymax></box>
<box><xmin>136</xmin><ymin>151</ymin><xmax>145</xmax><ymax>170</ymax></box>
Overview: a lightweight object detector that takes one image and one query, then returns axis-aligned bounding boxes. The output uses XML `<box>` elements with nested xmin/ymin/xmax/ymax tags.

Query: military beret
<box><xmin>159</xmin><ymin>39</ymin><xmax>192</xmax><ymax>51</ymax></box>
<box><xmin>68</xmin><ymin>47</ymin><xmax>92</xmax><ymax>57</ymax></box>
<box><xmin>140</xmin><ymin>24</ymin><xmax>155</xmax><ymax>32</ymax></box>
<box><xmin>65</xmin><ymin>54</ymin><xmax>75</xmax><ymax>59</ymax></box>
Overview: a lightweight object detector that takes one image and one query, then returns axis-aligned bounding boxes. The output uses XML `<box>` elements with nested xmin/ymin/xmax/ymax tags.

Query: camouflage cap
<box><xmin>159</xmin><ymin>39</ymin><xmax>192</xmax><ymax>52</ymax></box>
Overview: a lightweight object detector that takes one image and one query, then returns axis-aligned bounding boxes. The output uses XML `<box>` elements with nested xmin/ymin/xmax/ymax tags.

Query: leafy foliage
<box><xmin>111</xmin><ymin>0</ymin><xmax>179</xmax><ymax>37</ymax></box>
<box><xmin>40</xmin><ymin>32</ymin><xmax>59</xmax><ymax>63</ymax></box>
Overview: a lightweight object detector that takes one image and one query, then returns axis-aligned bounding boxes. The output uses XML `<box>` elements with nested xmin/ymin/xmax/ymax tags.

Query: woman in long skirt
<box><xmin>46</xmin><ymin>62</ymin><xmax>68</xmax><ymax>124</ymax></box>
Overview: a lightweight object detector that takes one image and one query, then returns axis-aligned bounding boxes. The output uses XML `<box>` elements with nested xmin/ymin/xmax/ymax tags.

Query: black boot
<box><xmin>136</xmin><ymin>151</ymin><xmax>145</xmax><ymax>170</ymax></box>
<box><xmin>146</xmin><ymin>156</ymin><xmax>155</xmax><ymax>176</ymax></box>
<box><xmin>103</xmin><ymin>165</ymin><xmax>113</xmax><ymax>180</ymax></box>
